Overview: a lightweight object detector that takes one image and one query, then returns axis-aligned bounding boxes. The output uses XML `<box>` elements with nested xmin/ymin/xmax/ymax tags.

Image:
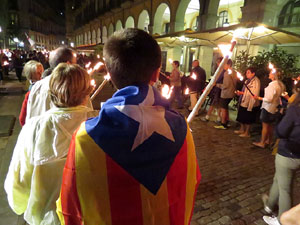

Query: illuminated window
<box><xmin>218</xmin><ymin>10</ymin><xmax>228</xmax><ymax>27</ymax></box>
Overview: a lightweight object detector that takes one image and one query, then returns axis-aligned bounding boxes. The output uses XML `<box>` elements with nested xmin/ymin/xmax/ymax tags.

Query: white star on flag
<box><xmin>115</xmin><ymin>86</ymin><xmax>175</xmax><ymax>151</ymax></box>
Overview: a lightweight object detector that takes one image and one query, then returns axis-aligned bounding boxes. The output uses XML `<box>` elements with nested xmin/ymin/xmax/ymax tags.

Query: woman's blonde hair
<box><xmin>49</xmin><ymin>63</ymin><xmax>93</xmax><ymax>107</ymax></box>
<box><xmin>22</xmin><ymin>60</ymin><xmax>43</xmax><ymax>81</ymax></box>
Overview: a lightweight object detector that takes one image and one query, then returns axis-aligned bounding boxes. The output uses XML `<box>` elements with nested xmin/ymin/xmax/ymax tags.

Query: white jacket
<box><xmin>5</xmin><ymin>106</ymin><xmax>97</xmax><ymax>225</ymax></box>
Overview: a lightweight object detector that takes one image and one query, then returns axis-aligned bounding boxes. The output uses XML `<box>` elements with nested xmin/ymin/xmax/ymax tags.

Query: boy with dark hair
<box><xmin>57</xmin><ymin>28</ymin><xmax>201</xmax><ymax>225</ymax></box>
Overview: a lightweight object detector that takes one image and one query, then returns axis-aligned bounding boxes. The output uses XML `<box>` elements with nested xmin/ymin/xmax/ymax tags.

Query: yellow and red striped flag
<box><xmin>57</xmin><ymin>85</ymin><xmax>201</xmax><ymax>225</ymax></box>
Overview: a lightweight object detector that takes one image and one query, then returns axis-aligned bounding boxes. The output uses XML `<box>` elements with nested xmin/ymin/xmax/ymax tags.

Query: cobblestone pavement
<box><xmin>0</xmin><ymin>76</ymin><xmax>300</xmax><ymax>225</ymax></box>
<box><xmin>186</xmin><ymin>111</ymin><xmax>300</xmax><ymax>225</ymax></box>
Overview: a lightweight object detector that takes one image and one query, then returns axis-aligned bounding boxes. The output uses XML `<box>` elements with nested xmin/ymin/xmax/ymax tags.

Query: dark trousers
<box><xmin>15</xmin><ymin>68</ymin><xmax>23</xmax><ymax>81</ymax></box>
<box><xmin>170</xmin><ymin>86</ymin><xmax>183</xmax><ymax>108</ymax></box>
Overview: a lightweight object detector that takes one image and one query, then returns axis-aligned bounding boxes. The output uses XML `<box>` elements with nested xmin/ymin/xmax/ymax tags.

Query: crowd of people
<box><xmin>2</xmin><ymin>28</ymin><xmax>300</xmax><ymax>225</ymax></box>
<box><xmin>0</xmin><ymin>48</ymin><xmax>100</xmax><ymax>83</ymax></box>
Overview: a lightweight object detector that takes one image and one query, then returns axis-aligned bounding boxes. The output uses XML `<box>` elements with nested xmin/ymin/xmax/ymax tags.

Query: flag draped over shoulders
<box><xmin>57</xmin><ymin>85</ymin><xmax>201</xmax><ymax>225</ymax></box>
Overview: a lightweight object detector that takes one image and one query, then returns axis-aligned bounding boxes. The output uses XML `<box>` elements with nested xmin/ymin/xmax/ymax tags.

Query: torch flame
<box><xmin>268</xmin><ymin>63</ymin><xmax>274</xmax><ymax>70</ymax></box>
<box><xmin>191</xmin><ymin>73</ymin><xmax>197</xmax><ymax>80</ymax></box>
<box><xmin>94</xmin><ymin>62</ymin><xmax>104</xmax><ymax>70</ymax></box>
<box><xmin>294</xmin><ymin>80</ymin><xmax>298</xmax><ymax>85</ymax></box>
<box><xmin>87</xmin><ymin>68</ymin><xmax>93</xmax><ymax>75</ymax></box>
<box><xmin>228</xmin><ymin>69</ymin><xmax>232</xmax><ymax>75</ymax></box>
<box><xmin>97</xmin><ymin>54</ymin><xmax>100</xmax><ymax>59</ymax></box>
<box><xmin>85</xmin><ymin>62</ymin><xmax>91</xmax><ymax>69</ymax></box>
<box><xmin>218</xmin><ymin>44</ymin><xmax>232</xmax><ymax>57</ymax></box>
<box><xmin>90</xmin><ymin>79</ymin><xmax>96</xmax><ymax>87</ymax></box>
<box><xmin>161</xmin><ymin>85</ymin><xmax>174</xmax><ymax>99</ymax></box>
<box><xmin>104</xmin><ymin>73</ymin><xmax>111</xmax><ymax>81</ymax></box>
<box><xmin>73</xmin><ymin>53</ymin><xmax>77</xmax><ymax>58</ymax></box>
<box><xmin>168</xmin><ymin>58</ymin><xmax>173</xmax><ymax>64</ymax></box>
<box><xmin>237</xmin><ymin>72</ymin><xmax>243</xmax><ymax>81</ymax></box>
<box><xmin>3</xmin><ymin>61</ymin><xmax>9</xmax><ymax>66</ymax></box>
<box><xmin>184</xmin><ymin>88</ymin><xmax>189</xmax><ymax>95</ymax></box>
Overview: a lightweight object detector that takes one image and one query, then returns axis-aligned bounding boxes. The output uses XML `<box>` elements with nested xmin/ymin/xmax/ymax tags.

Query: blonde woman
<box><xmin>5</xmin><ymin>63</ymin><xmax>97</xmax><ymax>225</ymax></box>
<box><xmin>19</xmin><ymin>60</ymin><xmax>44</xmax><ymax>126</ymax></box>
<box><xmin>253</xmin><ymin>70</ymin><xmax>285</xmax><ymax>148</ymax></box>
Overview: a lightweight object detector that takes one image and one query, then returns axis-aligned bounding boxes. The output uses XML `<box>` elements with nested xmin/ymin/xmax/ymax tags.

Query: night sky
<box><xmin>40</xmin><ymin>0</ymin><xmax>65</xmax><ymax>14</ymax></box>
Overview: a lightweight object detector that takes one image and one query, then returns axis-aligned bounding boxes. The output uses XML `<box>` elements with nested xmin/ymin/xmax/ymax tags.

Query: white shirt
<box><xmin>5</xmin><ymin>106</ymin><xmax>98</xmax><ymax>225</ymax></box>
<box><xmin>26</xmin><ymin>75</ymin><xmax>93</xmax><ymax>123</ymax></box>
<box><xmin>262</xmin><ymin>80</ymin><xmax>283</xmax><ymax>114</ymax></box>
<box><xmin>240</xmin><ymin>76</ymin><xmax>261</xmax><ymax>111</ymax></box>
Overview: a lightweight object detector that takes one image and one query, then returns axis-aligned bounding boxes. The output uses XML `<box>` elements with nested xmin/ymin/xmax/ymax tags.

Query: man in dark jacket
<box><xmin>188</xmin><ymin>60</ymin><xmax>206</xmax><ymax>112</ymax></box>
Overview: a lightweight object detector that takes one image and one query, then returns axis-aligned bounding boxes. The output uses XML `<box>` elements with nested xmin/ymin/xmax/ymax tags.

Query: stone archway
<box><xmin>125</xmin><ymin>16</ymin><xmax>135</xmax><ymax>28</ymax></box>
<box><xmin>97</xmin><ymin>28</ymin><xmax>101</xmax><ymax>43</ymax></box>
<box><xmin>102</xmin><ymin>26</ymin><xmax>108</xmax><ymax>43</ymax></box>
<box><xmin>217</xmin><ymin>0</ymin><xmax>244</xmax><ymax>27</ymax></box>
<box><xmin>153</xmin><ymin>3</ymin><xmax>171</xmax><ymax>34</ymax></box>
<box><xmin>84</xmin><ymin>32</ymin><xmax>88</xmax><ymax>44</ymax></box>
<box><xmin>175</xmin><ymin>0</ymin><xmax>197</xmax><ymax>31</ymax></box>
<box><xmin>88</xmin><ymin>31</ymin><xmax>91</xmax><ymax>44</ymax></box>
<box><xmin>116</xmin><ymin>20</ymin><xmax>123</xmax><ymax>31</ymax></box>
<box><xmin>137</xmin><ymin>10</ymin><xmax>150</xmax><ymax>32</ymax></box>
<box><xmin>108</xmin><ymin>23</ymin><xmax>114</xmax><ymax>37</ymax></box>
<box><xmin>92</xmin><ymin>30</ymin><xmax>96</xmax><ymax>44</ymax></box>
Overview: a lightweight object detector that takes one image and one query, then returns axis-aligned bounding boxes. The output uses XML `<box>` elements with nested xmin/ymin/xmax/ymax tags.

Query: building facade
<box><xmin>0</xmin><ymin>0</ymin><xmax>66</xmax><ymax>50</ymax></box>
<box><xmin>65</xmin><ymin>0</ymin><xmax>300</xmax><ymax>75</ymax></box>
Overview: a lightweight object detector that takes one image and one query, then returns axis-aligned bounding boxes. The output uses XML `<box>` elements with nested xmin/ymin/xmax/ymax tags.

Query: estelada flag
<box><xmin>57</xmin><ymin>85</ymin><xmax>201</xmax><ymax>225</ymax></box>
<box><xmin>24</xmin><ymin>33</ymin><xmax>35</xmax><ymax>46</ymax></box>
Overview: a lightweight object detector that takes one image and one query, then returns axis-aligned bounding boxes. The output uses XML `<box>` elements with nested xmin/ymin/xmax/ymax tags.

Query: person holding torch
<box><xmin>252</xmin><ymin>65</ymin><xmax>285</xmax><ymax>148</ymax></box>
<box><xmin>235</xmin><ymin>67</ymin><xmax>261</xmax><ymax>138</ymax></box>
<box><xmin>188</xmin><ymin>60</ymin><xmax>206</xmax><ymax>113</ymax></box>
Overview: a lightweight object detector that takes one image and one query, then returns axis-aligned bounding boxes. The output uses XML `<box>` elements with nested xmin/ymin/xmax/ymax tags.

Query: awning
<box><xmin>154</xmin><ymin>22</ymin><xmax>300</xmax><ymax>46</ymax></box>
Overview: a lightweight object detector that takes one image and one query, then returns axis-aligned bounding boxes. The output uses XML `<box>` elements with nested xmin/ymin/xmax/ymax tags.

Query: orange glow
<box><xmin>85</xmin><ymin>62</ymin><xmax>91</xmax><ymax>69</ymax></box>
<box><xmin>237</xmin><ymin>72</ymin><xmax>243</xmax><ymax>81</ymax></box>
<box><xmin>161</xmin><ymin>84</ymin><xmax>173</xmax><ymax>99</ymax></box>
<box><xmin>87</xmin><ymin>68</ymin><xmax>93</xmax><ymax>74</ymax></box>
<box><xmin>90</xmin><ymin>79</ymin><xmax>96</xmax><ymax>87</ymax></box>
<box><xmin>191</xmin><ymin>73</ymin><xmax>197</xmax><ymax>80</ymax></box>
<box><xmin>94</xmin><ymin>62</ymin><xmax>104</xmax><ymax>70</ymax></box>
<box><xmin>104</xmin><ymin>73</ymin><xmax>111</xmax><ymax>81</ymax></box>
<box><xmin>184</xmin><ymin>88</ymin><xmax>189</xmax><ymax>95</ymax></box>
<box><xmin>268</xmin><ymin>63</ymin><xmax>274</xmax><ymax>70</ymax></box>
<box><xmin>218</xmin><ymin>44</ymin><xmax>232</xmax><ymax>57</ymax></box>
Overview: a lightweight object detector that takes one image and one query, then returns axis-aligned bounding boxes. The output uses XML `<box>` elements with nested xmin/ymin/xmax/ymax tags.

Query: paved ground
<box><xmin>0</xmin><ymin>73</ymin><xmax>299</xmax><ymax>225</ymax></box>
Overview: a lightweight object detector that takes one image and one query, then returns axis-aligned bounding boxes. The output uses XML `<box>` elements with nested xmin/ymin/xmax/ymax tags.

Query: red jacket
<box><xmin>19</xmin><ymin>91</ymin><xmax>30</xmax><ymax>126</ymax></box>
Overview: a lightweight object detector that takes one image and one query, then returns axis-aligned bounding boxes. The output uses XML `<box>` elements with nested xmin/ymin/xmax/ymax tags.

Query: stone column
<box><xmin>240</xmin><ymin>0</ymin><xmax>266</xmax><ymax>23</ymax></box>
<box><xmin>169</xmin><ymin>21</ymin><xmax>185</xmax><ymax>33</ymax></box>
<box><xmin>261</xmin><ymin>2</ymin><xmax>282</xmax><ymax>26</ymax></box>
<box><xmin>198</xmin><ymin>46</ymin><xmax>213</xmax><ymax>79</ymax></box>
<box><xmin>166</xmin><ymin>46</ymin><xmax>182</xmax><ymax>72</ymax></box>
<box><xmin>200</xmin><ymin>14</ymin><xmax>219</xmax><ymax>30</ymax></box>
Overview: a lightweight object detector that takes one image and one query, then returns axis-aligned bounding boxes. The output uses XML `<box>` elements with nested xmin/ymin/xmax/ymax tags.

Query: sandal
<box><xmin>252</xmin><ymin>142</ymin><xmax>266</xmax><ymax>148</ymax></box>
